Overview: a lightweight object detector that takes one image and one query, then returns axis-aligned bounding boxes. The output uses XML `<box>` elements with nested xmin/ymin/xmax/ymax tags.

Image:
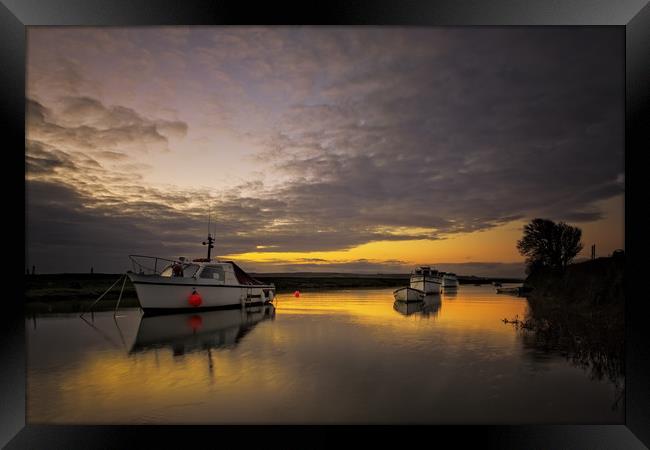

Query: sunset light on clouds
<box><xmin>26</xmin><ymin>27</ymin><xmax>624</xmax><ymax>276</ymax></box>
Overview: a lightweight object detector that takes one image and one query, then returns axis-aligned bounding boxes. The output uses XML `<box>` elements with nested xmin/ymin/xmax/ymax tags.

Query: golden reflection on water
<box><xmin>277</xmin><ymin>288</ymin><xmax>526</xmax><ymax>333</ymax></box>
<box><xmin>27</xmin><ymin>286</ymin><xmax>622</xmax><ymax>424</ymax></box>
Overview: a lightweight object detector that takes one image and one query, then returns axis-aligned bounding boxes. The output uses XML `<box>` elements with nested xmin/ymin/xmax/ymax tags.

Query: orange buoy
<box><xmin>294</xmin><ymin>290</ymin><xmax>300</xmax><ymax>298</ymax></box>
<box><xmin>188</xmin><ymin>289</ymin><xmax>202</xmax><ymax>307</ymax></box>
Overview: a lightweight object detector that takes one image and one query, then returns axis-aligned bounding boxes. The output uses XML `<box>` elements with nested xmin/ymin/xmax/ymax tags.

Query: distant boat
<box><xmin>409</xmin><ymin>266</ymin><xmax>442</xmax><ymax>294</ymax></box>
<box><xmin>442</xmin><ymin>272</ymin><xmax>459</xmax><ymax>289</ymax></box>
<box><xmin>496</xmin><ymin>286</ymin><xmax>531</xmax><ymax>296</ymax></box>
<box><xmin>127</xmin><ymin>232</ymin><xmax>275</xmax><ymax>314</ymax></box>
<box><xmin>393</xmin><ymin>286</ymin><xmax>425</xmax><ymax>302</ymax></box>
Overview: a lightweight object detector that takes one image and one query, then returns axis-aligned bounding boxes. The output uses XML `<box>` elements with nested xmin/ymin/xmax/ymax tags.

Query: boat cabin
<box><xmin>130</xmin><ymin>255</ymin><xmax>266</xmax><ymax>286</ymax></box>
<box><xmin>413</xmin><ymin>266</ymin><xmax>439</xmax><ymax>276</ymax></box>
<box><xmin>161</xmin><ymin>260</ymin><xmax>265</xmax><ymax>286</ymax></box>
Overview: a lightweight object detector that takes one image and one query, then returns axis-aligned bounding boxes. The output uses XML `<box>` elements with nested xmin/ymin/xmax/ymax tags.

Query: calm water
<box><xmin>26</xmin><ymin>286</ymin><xmax>623</xmax><ymax>424</ymax></box>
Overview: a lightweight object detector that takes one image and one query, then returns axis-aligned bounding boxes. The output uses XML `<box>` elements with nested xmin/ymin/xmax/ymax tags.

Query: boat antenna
<box><xmin>202</xmin><ymin>212</ymin><xmax>215</xmax><ymax>260</ymax></box>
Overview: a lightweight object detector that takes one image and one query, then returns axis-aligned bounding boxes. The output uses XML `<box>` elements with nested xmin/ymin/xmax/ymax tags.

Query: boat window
<box><xmin>182</xmin><ymin>264</ymin><xmax>200</xmax><ymax>277</ymax></box>
<box><xmin>160</xmin><ymin>264</ymin><xmax>174</xmax><ymax>277</ymax></box>
<box><xmin>199</xmin><ymin>265</ymin><xmax>225</xmax><ymax>281</ymax></box>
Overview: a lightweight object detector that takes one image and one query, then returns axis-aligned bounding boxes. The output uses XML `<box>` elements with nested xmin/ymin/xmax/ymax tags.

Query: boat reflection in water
<box><xmin>393</xmin><ymin>294</ymin><xmax>441</xmax><ymax>318</ymax></box>
<box><xmin>129</xmin><ymin>303</ymin><xmax>275</xmax><ymax>356</ymax></box>
<box><xmin>442</xmin><ymin>287</ymin><xmax>458</xmax><ymax>298</ymax></box>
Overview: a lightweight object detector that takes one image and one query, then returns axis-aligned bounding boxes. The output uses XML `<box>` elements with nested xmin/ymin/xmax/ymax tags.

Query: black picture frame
<box><xmin>3</xmin><ymin>0</ymin><xmax>649</xmax><ymax>448</ymax></box>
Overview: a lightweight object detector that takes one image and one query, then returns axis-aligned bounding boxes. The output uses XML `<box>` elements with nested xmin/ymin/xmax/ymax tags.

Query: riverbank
<box><xmin>523</xmin><ymin>255</ymin><xmax>624</xmax><ymax>306</ymax></box>
<box><xmin>25</xmin><ymin>274</ymin><xmax>140</xmax><ymax>314</ymax></box>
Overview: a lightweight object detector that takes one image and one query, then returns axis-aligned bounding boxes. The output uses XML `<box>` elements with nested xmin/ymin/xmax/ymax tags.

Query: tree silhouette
<box><xmin>517</xmin><ymin>218</ymin><xmax>583</xmax><ymax>273</ymax></box>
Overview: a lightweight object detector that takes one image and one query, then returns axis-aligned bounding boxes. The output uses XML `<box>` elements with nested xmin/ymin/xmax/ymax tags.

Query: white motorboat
<box><xmin>127</xmin><ymin>232</ymin><xmax>275</xmax><ymax>314</ymax></box>
<box><xmin>393</xmin><ymin>286</ymin><xmax>426</xmax><ymax>302</ymax></box>
<box><xmin>442</xmin><ymin>272</ymin><xmax>459</xmax><ymax>289</ymax></box>
<box><xmin>409</xmin><ymin>266</ymin><xmax>442</xmax><ymax>294</ymax></box>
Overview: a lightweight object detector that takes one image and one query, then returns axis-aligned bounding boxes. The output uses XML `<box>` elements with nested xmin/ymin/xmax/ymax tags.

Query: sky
<box><xmin>25</xmin><ymin>27</ymin><xmax>624</xmax><ymax>277</ymax></box>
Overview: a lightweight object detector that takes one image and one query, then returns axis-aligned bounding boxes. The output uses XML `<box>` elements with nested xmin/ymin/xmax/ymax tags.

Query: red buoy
<box><xmin>188</xmin><ymin>290</ymin><xmax>202</xmax><ymax>307</ymax></box>
<box><xmin>294</xmin><ymin>290</ymin><xmax>301</xmax><ymax>298</ymax></box>
<box><xmin>188</xmin><ymin>314</ymin><xmax>203</xmax><ymax>331</ymax></box>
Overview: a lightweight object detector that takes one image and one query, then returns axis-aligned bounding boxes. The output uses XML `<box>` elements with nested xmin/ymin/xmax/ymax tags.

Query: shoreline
<box><xmin>25</xmin><ymin>273</ymin><xmax>523</xmax><ymax>301</ymax></box>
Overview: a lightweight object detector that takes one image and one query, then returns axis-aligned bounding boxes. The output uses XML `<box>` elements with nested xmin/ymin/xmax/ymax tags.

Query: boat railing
<box><xmin>128</xmin><ymin>254</ymin><xmax>181</xmax><ymax>275</ymax></box>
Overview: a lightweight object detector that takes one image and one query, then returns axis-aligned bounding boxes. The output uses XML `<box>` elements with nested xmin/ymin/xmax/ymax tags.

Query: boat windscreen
<box><xmin>228</xmin><ymin>261</ymin><xmax>266</xmax><ymax>285</ymax></box>
<box><xmin>183</xmin><ymin>264</ymin><xmax>201</xmax><ymax>277</ymax></box>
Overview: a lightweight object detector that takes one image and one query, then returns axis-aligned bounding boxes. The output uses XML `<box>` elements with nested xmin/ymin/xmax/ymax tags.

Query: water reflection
<box><xmin>26</xmin><ymin>287</ymin><xmax>623</xmax><ymax>424</ymax></box>
<box><xmin>131</xmin><ymin>304</ymin><xmax>276</xmax><ymax>355</ymax></box>
<box><xmin>393</xmin><ymin>295</ymin><xmax>441</xmax><ymax>318</ymax></box>
<box><xmin>442</xmin><ymin>287</ymin><xmax>458</xmax><ymax>298</ymax></box>
<box><xmin>504</xmin><ymin>297</ymin><xmax>624</xmax><ymax>411</ymax></box>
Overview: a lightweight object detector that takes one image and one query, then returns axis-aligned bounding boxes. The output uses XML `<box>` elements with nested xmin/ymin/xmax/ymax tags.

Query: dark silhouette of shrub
<box><xmin>517</xmin><ymin>218</ymin><xmax>583</xmax><ymax>274</ymax></box>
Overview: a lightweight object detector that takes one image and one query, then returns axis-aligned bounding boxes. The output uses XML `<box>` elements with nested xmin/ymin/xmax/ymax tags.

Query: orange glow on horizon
<box><xmin>223</xmin><ymin>221</ymin><xmax>530</xmax><ymax>266</ymax></box>
<box><xmin>222</xmin><ymin>195</ymin><xmax>624</xmax><ymax>268</ymax></box>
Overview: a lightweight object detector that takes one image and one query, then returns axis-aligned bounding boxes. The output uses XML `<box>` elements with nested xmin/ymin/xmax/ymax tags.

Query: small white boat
<box><xmin>409</xmin><ymin>266</ymin><xmax>442</xmax><ymax>294</ymax></box>
<box><xmin>393</xmin><ymin>286</ymin><xmax>425</xmax><ymax>302</ymax></box>
<box><xmin>442</xmin><ymin>272</ymin><xmax>459</xmax><ymax>289</ymax></box>
<box><xmin>127</xmin><ymin>232</ymin><xmax>275</xmax><ymax>314</ymax></box>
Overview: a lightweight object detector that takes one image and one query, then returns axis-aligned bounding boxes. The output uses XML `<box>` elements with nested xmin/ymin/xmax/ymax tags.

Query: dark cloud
<box><xmin>25</xmin><ymin>140</ymin><xmax>79</xmax><ymax>175</ymax></box>
<box><xmin>27</xmin><ymin>97</ymin><xmax>188</xmax><ymax>155</ymax></box>
<box><xmin>261</xmin><ymin>29</ymin><xmax>624</xmax><ymax>234</ymax></box>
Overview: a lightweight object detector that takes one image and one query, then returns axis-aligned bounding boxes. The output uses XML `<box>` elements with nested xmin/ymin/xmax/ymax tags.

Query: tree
<box><xmin>517</xmin><ymin>218</ymin><xmax>583</xmax><ymax>273</ymax></box>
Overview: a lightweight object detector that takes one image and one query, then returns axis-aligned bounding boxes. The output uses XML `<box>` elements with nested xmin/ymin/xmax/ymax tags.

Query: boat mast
<box><xmin>202</xmin><ymin>213</ymin><xmax>215</xmax><ymax>260</ymax></box>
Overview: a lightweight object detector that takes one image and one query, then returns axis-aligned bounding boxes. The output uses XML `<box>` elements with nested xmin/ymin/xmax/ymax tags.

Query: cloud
<box><xmin>25</xmin><ymin>28</ymin><xmax>624</xmax><ymax>272</ymax></box>
<box><xmin>27</xmin><ymin>97</ymin><xmax>187</xmax><ymax>157</ymax></box>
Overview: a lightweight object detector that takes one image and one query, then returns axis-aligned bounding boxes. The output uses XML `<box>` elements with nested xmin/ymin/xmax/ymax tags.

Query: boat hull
<box><xmin>128</xmin><ymin>273</ymin><xmax>275</xmax><ymax>312</ymax></box>
<box><xmin>393</xmin><ymin>287</ymin><xmax>425</xmax><ymax>302</ymax></box>
<box><xmin>409</xmin><ymin>275</ymin><xmax>442</xmax><ymax>294</ymax></box>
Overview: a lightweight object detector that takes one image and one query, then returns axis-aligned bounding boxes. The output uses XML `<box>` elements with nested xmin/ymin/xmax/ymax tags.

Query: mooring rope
<box><xmin>79</xmin><ymin>273</ymin><xmax>126</xmax><ymax>318</ymax></box>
